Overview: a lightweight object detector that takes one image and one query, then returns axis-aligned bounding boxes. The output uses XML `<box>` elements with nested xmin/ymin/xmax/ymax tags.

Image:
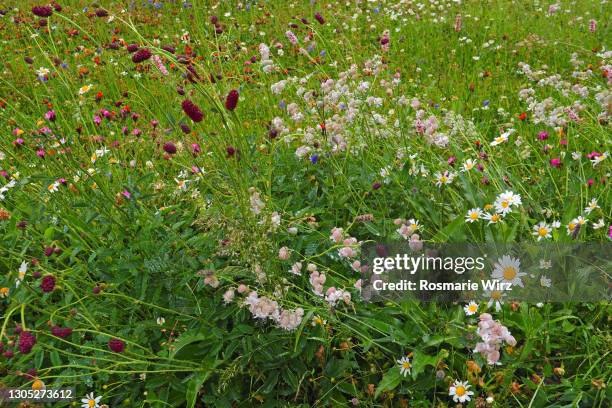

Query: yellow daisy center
<box><xmin>440</xmin><ymin>176</ymin><xmax>448</xmax><ymax>183</ymax></box>
<box><xmin>491</xmin><ymin>214</ymin><xmax>501</xmax><ymax>222</ymax></box>
<box><xmin>456</xmin><ymin>386</ymin><xmax>466</xmax><ymax>396</ymax></box>
<box><xmin>402</xmin><ymin>361</ymin><xmax>411</xmax><ymax>369</ymax></box>
<box><xmin>88</xmin><ymin>400</ymin><xmax>95</xmax><ymax>408</ymax></box>
<box><xmin>470</xmin><ymin>212</ymin><xmax>479</xmax><ymax>220</ymax></box>
<box><xmin>568</xmin><ymin>223</ymin><xmax>576</xmax><ymax>231</ymax></box>
<box><xmin>503</xmin><ymin>266</ymin><xmax>517</xmax><ymax>280</ymax></box>
<box><xmin>501</xmin><ymin>201</ymin><xmax>509</xmax><ymax>208</ymax></box>
<box><xmin>468</xmin><ymin>304</ymin><xmax>477</xmax><ymax>312</ymax></box>
<box><xmin>491</xmin><ymin>290</ymin><xmax>502</xmax><ymax>300</ymax></box>
<box><xmin>538</xmin><ymin>227</ymin><xmax>548</xmax><ymax>237</ymax></box>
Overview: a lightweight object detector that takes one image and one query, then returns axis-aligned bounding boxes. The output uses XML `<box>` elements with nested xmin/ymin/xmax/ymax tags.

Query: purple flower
<box><xmin>182</xmin><ymin>99</ymin><xmax>204</xmax><ymax>123</ymax></box>
<box><xmin>18</xmin><ymin>331</ymin><xmax>37</xmax><ymax>354</ymax></box>
<box><xmin>45</xmin><ymin>110</ymin><xmax>56</xmax><ymax>121</ymax></box>
<box><xmin>51</xmin><ymin>326</ymin><xmax>73</xmax><ymax>338</ymax></box>
<box><xmin>538</xmin><ymin>131</ymin><xmax>549</xmax><ymax>141</ymax></box>
<box><xmin>41</xmin><ymin>275</ymin><xmax>56</xmax><ymax>292</ymax></box>
<box><xmin>225</xmin><ymin>90</ymin><xmax>239</xmax><ymax>111</ymax></box>
<box><xmin>132</xmin><ymin>48</ymin><xmax>152</xmax><ymax>63</ymax></box>
<box><xmin>163</xmin><ymin>142</ymin><xmax>177</xmax><ymax>154</ymax></box>
<box><xmin>108</xmin><ymin>338</ymin><xmax>125</xmax><ymax>353</ymax></box>
<box><xmin>32</xmin><ymin>5</ymin><xmax>53</xmax><ymax>17</ymax></box>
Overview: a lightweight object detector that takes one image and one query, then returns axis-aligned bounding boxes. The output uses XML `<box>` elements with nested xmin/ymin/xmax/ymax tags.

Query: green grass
<box><xmin>0</xmin><ymin>1</ymin><xmax>610</xmax><ymax>407</ymax></box>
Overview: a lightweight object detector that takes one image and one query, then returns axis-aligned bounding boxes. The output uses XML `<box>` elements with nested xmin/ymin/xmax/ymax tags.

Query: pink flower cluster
<box><xmin>308</xmin><ymin>264</ymin><xmax>326</xmax><ymax>296</ymax></box>
<box><xmin>473</xmin><ymin>313</ymin><xmax>517</xmax><ymax>365</ymax></box>
<box><xmin>324</xmin><ymin>287</ymin><xmax>351</xmax><ymax>307</ymax></box>
<box><xmin>244</xmin><ymin>291</ymin><xmax>303</xmax><ymax>331</ymax></box>
<box><xmin>330</xmin><ymin>227</ymin><xmax>360</xmax><ymax>258</ymax></box>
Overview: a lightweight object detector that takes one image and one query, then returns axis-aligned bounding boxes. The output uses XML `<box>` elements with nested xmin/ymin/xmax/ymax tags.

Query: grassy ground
<box><xmin>0</xmin><ymin>0</ymin><xmax>611</xmax><ymax>407</ymax></box>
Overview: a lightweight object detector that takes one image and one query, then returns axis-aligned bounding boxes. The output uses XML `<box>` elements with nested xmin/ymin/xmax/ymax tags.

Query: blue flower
<box><xmin>310</xmin><ymin>154</ymin><xmax>319</xmax><ymax>164</ymax></box>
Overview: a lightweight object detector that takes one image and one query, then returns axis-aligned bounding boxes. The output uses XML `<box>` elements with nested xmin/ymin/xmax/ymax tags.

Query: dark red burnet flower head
<box><xmin>132</xmin><ymin>48</ymin><xmax>152</xmax><ymax>63</ymax></box>
<box><xmin>51</xmin><ymin>326</ymin><xmax>72</xmax><ymax>338</ymax></box>
<box><xmin>41</xmin><ymin>275</ymin><xmax>56</xmax><ymax>292</ymax></box>
<box><xmin>182</xmin><ymin>99</ymin><xmax>204</xmax><ymax>123</ymax></box>
<box><xmin>314</xmin><ymin>12</ymin><xmax>325</xmax><ymax>24</ymax></box>
<box><xmin>163</xmin><ymin>142</ymin><xmax>177</xmax><ymax>154</ymax></box>
<box><xmin>108</xmin><ymin>338</ymin><xmax>125</xmax><ymax>353</ymax></box>
<box><xmin>19</xmin><ymin>331</ymin><xmax>37</xmax><ymax>354</ymax></box>
<box><xmin>32</xmin><ymin>5</ymin><xmax>53</xmax><ymax>17</ymax></box>
<box><xmin>126</xmin><ymin>43</ymin><xmax>139</xmax><ymax>53</ymax></box>
<box><xmin>225</xmin><ymin>90</ymin><xmax>239</xmax><ymax>111</ymax></box>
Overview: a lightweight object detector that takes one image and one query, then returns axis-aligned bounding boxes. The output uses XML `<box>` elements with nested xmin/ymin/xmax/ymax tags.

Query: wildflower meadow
<box><xmin>0</xmin><ymin>1</ymin><xmax>611</xmax><ymax>407</ymax></box>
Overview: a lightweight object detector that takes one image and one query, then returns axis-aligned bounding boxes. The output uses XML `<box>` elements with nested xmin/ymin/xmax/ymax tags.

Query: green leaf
<box><xmin>431</xmin><ymin>216</ymin><xmax>464</xmax><ymax>242</ymax></box>
<box><xmin>186</xmin><ymin>371</ymin><xmax>209</xmax><ymax>408</ymax></box>
<box><xmin>411</xmin><ymin>350</ymin><xmax>442</xmax><ymax>380</ymax></box>
<box><xmin>375</xmin><ymin>366</ymin><xmax>401</xmax><ymax>399</ymax></box>
<box><xmin>170</xmin><ymin>331</ymin><xmax>211</xmax><ymax>359</ymax></box>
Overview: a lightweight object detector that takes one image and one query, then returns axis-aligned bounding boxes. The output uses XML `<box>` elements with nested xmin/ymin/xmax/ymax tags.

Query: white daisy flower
<box><xmin>584</xmin><ymin>198</ymin><xmax>599</xmax><ymax>214</ymax></box>
<box><xmin>434</xmin><ymin>171</ymin><xmax>455</xmax><ymax>186</ymax></box>
<box><xmin>36</xmin><ymin>67</ymin><xmax>50</xmax><ymax>77</ymax></box>
<box><xmin>539</xmin><ymin>259</ymin><xmax>552</xmax><ymax>269</ymax></box>
<box><xmin>492</xmin><ymin>255</ymin><xmax>526</xmax><ymax>288</ymax></box>
<box><xmin>490</xmin><ymin>128</ymin><xmax>514</xmax><ymax>146</ymax></box>
<box><xmin>483</xmin><ymin>212</ymin><xmax>503</xmax><ymax>225</ymax></box>
<box><xmin>483</xmin><ymin>289</ymin><xmax>506</xmax><ymax>311</ymax></box>
<box><xmin>79</xmin><ymin>84</ymin><xmax>93</xmax><ymax>95</ymax></box>
<box><xmin>406</xmin><ymin>219</ymin><xmax>420</xmax><ymax>233</ymax></box>
<box><xmin>464</xmin><ymin>301</ymin><xmax>479</xmax><ymax>316</ymax></box>
<box><xmin>449</xmin><ymin>380</ymin><xmax>474</xmax><ymax>403</ymax></box>
<box><xmin>397</xmin><ymin>356</ymin><xmax>412</xmax><ymax>377</ymax></box>
<box><xmin>15</xmin><ymin>261</ymin><xmax>28</xmax><ymax>287</ymax></box>
<box><xmin>47</xmin><ymin>182</ymin><xmax>59</xmax><ymax>193</ymax></box>
<box><xmin>465</xmin><ymin>208</ymin><xmax>483</xmax><ymax>223</ymax></box>
<box><xmin>592</xmin><ymin>218</ymin><xmax>605</xmax><ymax>229</ymax></box>
<box><xmin>81</xmin><ymin>392</ymin><xmax>101</xmax><ymax>408</ymax></box>
<box><xmin>532</xmin><ymin>222</ymin><xmax>552</xmax><ymax>241</ymax></box>
<box><xmin>566</xmin><ymin>216</ymin><xmax>586</xmax><ymax>236</ymax></box>
<box><xmin>461</xmin><ymin>159</ymin><xmax>477</xmax><ymax>172</ymax></box>
<box><xmin>494</xmin><ymin>196</ymin><xmax>512</xmax><ymax>215</ymax></box>
<box><xmin>591</xmin><ymin>152</ymin><xmax>607</xmax><ymax>167</ymax></box>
